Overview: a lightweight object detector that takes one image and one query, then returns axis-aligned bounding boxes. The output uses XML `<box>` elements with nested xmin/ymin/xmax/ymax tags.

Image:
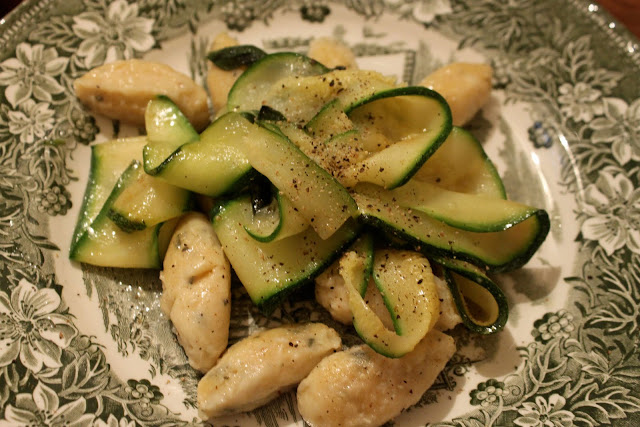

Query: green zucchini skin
<box><xmin>107</xmin><ymin>196</ymin><xmax>194</xmax><ymax>233</ymax></box>
<box><xmin>68</xmin><ymin>45</ymin><xmax>549</xmax><ymax>343</ymax></box>
<box><xmin>243</xmin><ymin>190</ymin><xmax>309</xmax><ymax>243</ymax></box>
<box><xmin>70</xmin><ymin>136</ymin><xmax>185</xmax><ymax>269</ymax></box>
<box><xmin>107</xmin><ymin>160</ymin><xmax>193</xmax><ymax>233</ymax></box>
<box><xmin>227</xmin><ymin>52</ymin><xmax>329</xmax><ymax>113</ymax></box>
<box><xmin>70</xmin><ymin>159</ymin><xmax>166</xmax><ymax>269</ymax></box>
<box><xmin>371</xmin><ymin>228</ymin><xmax>511</xmax><ymax>335</ymax></box>
<box><xmin>304</xmin><ymin>99</ymin><xmax>353</xmax><ymax>139</ymax></box>
<box><xmin>343</xmin><ymin>86</ymin><xmax>452</xmax><ymax>189</ymax></box>
<box><xmin>70</xmin><ymin>137</ymin><xmax>148</xmax><ymax>251</ymax></box>
<box><xmin>143</xmin><ymin>95</ymin><xmax>200</xmax><ymax>176</ymax></box>
<box><xmin>414</xmin><ymin>127</ymin><xmax>506</xmax><ymax>199</ymax></box>
<box><xmin>377</xmin><ymin>231</ymin><xmax>509</xmax><ymax>334</ymax></box>
<box><xmin>243</xmin><ymin>68</ymin><xmax>398</xmax><ymax>126</ymax></box>
<box><xmin>145</xmin><ymin>112</ymin><xmax>255</xmax><ymax>197</ymax></box>
<box><xmin>144</xmin><ymin>98</ymin><xmax>255</xmax><ymax>198</ymax></box>
<box><xmin>353</xmin><ymin>190</ymin><xmax>550</xmax><ymax>273</ymax></box>
<box><xmin>265</xmin><ymin>86</ymin><xmax>452</xmax><ymax>191</ymax></box>
<box><xmin>433</xmin><ymin>257</ymin><xmax>508</xmax><ymax>334</ymax></box>
<box><xmin>243</xmin><ymin>195</ymin><xmax>281</xmax><ymax>242</ymax></box>
<box><xmin>211</xmin><ymin>195</ymin><xmax>360</xmax><ymax>313</ymax></box>
<box><xmin>70</xmin><ymin>143</ymin><xmax>107</xmax><ymax>251</ymax></box>
<box><xmin>347</xmin><ymin>248</ymin><xmax>441</xmax><ymax>358</ymax></box>
<box><xmin>348</xmin><ymin>233</ymin><xmax>375</xmax><ymax>296</ymax></box>
<box><xmin>365</xmin><ymin>180</ymin><xmax>541</xmax><ymax>233</ymax></box>
<box><xmin>244</xmin><ymin>121</ymin><xmax>358</xmax><ymax>240</ymax></box>
<box><xmin>344</xmin><ymin>85</ymin><xmax>449</xmax><ymax>115</ymax></box>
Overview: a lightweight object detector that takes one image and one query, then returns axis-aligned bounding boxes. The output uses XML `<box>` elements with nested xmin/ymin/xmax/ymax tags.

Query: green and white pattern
<box><xmin>1</xmin><ymin>0</ymin><xmax>639</xmax><ymax>425</ymax></box>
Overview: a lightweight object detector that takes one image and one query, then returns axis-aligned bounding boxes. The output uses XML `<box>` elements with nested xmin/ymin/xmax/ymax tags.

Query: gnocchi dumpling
<box><xmin>74</xmin><ymin>59</ymin><xmax>209</xmax><ymax>130</ymax></box>
<box><xmin>420</xmin><ymin>62</ymin><xmax>493</xmax><ymax>126</ymax></box>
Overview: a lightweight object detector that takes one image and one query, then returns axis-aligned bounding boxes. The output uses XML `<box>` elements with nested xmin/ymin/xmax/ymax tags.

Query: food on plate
<box><xmin>339</xmin><ymin>249</ymin><xmax>441</xmax><ymax>357</ymax></box>
<box><xmin>315</xmin><ymin>255</ymin><xmax>392</xmax><ymax>326</ymax></box>
<box><xmin>142</xmin><ymin>98</ymin><xmax>254</xmax><ymax>197</ymax></box>
<box><xmin>69</xmin><ymin>34</ymin><xmax>550</xmax><ymax>425</ymax></box>
<box><xmin>69</xmin><ymin>136</ymin><xmax>189</xmax><ymax>268</ymax></box>
<box><xmin>197</xmin><ymin>323</ymin><xmax>341</xmax><ymax>419</ymax></box>
<box><xmin>206</xmin><ymin>33</ymin><xmax>249</xmax><ymax>114</ymax></box>
<box><xmin>432</xmin><ymin>274</ymin><xmax>463</xmax><ymax>330</ymax></box>
<box><xmin>308</xmin><ymin>36</ymin><xmax>359</xmax><ymax>69</ymax></box>
<box><xmin>419</xmin><ymin>62</ymin><xmax>493</xmax><ymax>126</ymax></box>
<box><xmin>315</xmin><ymin>255</ymin><xmax>462</xmax><ymax>331</ymax></box>
<box><xmin>351</xmin><ymin>181</ymin><xmax>548</xmax><ymax>272</ymax></box>
<box><xmin>297</xmin><ymin>329</ymin><xmax>455</xmax><ymax>427</ymax></box>
<box><xmin>412</xmin><ymin>126</ymin><xmax>506</xmax><ymax>196</ymax></box>
<box><xmin>160</xmin><ymin>212</ymin><xmax>231</xmax><ymax>373</ymax></box>
<box><xmin>74</xmin><ymin>59</ymin><xmax>209</xmax><ymax>130</ymax></box>
<box><xmin>211</xmin><ymin>194</ymin><xmax>359</xmax><ymax>311</ymax></box>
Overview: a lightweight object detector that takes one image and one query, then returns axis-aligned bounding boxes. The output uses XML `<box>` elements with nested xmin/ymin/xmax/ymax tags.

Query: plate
<box><xmin>1</xmin><ymin>0</ymin><xmax>639</xmax><ymax>425</ymax></box>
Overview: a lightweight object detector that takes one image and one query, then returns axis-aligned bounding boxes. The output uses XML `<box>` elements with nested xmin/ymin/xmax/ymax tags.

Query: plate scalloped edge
<box><xmin>0</xmin><ymin>0</ymin><xmax>639</xmax><ymax>426</ymax></box>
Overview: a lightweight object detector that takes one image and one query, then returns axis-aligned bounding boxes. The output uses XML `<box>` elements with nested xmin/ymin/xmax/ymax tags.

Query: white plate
<box><xmin>1</xmin><ymin>0</ymin><xmax>639</xmax><ymax>425</ymax></box>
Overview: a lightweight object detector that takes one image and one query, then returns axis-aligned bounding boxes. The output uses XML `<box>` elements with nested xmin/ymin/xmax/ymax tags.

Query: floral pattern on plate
<box><xmin>0</xmin><ymin>0</ymin><xmax>639</xmax><ymax>425</ymax></box>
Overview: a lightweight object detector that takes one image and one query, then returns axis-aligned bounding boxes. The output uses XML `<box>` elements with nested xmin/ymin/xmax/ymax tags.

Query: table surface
<box><xmin>1</xmin><ymin>0</ymin><xmax>640</xmax><ymax>38</ymax></box>
<box><xmin>598</xmin><ymin>0</ymin><xmax>640</xmax><ymax>38</ymax></box>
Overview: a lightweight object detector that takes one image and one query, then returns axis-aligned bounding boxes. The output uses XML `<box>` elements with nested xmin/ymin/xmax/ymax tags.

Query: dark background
<box><xmin>1</xmin><ymin>0</ymin><xmax>21</xmax><ymax>19</ymax></box>
<box><xmin>598</xmin><ymin>0</ymin><xmax>640</xmax><ymax>39</ymax></box>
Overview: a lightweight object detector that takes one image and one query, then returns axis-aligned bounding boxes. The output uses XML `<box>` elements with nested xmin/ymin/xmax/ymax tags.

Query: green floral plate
<box><xmin>1</xmin><ymin>0</ymin><xmax>639</xmax><ymax>425</ymax></box>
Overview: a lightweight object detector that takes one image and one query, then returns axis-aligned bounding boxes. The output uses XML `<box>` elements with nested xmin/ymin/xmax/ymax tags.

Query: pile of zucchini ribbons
<box><xmin>70</xmin><ymin>47</ymin><xmax>549</xmax><ymax>357</ymax></box>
